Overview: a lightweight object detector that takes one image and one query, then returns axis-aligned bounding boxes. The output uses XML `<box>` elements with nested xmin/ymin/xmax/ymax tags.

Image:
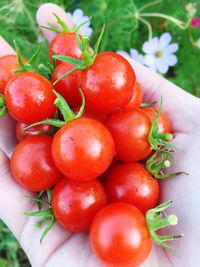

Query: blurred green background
<box><xmin>0</xmin><ymin>0</ymin><xmax>199</xmax><ymax>266</ymax></box>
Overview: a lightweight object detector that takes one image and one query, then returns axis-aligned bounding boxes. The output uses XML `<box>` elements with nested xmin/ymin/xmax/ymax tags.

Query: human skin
<box><xmin>0</xmin><ymin>3</ymin><xmax>200</xmax><ymax>267</ymax></box>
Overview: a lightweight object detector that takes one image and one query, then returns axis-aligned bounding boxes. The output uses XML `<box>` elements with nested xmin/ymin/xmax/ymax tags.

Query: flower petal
<box><xmin>116</xmin><ymin>50</ymin><xmax>130</xmax><ymax>58</ymax></box>
<box><xmin>130</xmin><ymin>49</ymin><xmax>145</xmax><ymax>64</ymax></box>
<box><xmin>163</xmin><ymin>43</ymin><xmax>179</xmax><ymax>54</ymax></box>
<box><xmin>158</xmin><ymin>32</ymin><xmax>172</xmax><ymax>50</ymax></box>
<box><xmin>155</xmin><ymin>58</ymin><xmax>169</xmax><ymax>74</ymax></box>
<box><xmin>72</xmin><ymin>9</ymin><xmax>84</xmax><ymax>24</ymax></box>
<box><xmin>162</xmin><ymin>54</ymin><xmax>178</xmax><ymax>66</ymax></box>
<box><xmin>144</xmin><ymin>54</ymin><xmax>156</xmax><ymax>66</ymax></box>
<box><xmin>142</xmin><ymin>37</ymin><xmax>159</xmax><ymax>54</ymax></box>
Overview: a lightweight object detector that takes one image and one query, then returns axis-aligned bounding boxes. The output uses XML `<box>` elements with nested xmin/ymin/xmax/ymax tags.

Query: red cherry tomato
<box><xmin>80</xmin><ymin>52</ymin><xmax>136</xmax><ymax>113</ymax></box>
<box><xmin>105</xmin><ymin>162</ymin><xmax>159</xmax><ymax>214</ymax></box>
<box><xmin>11</xmin><ymin>135</ymin><xmax>62</xmax><ymax>191</ymax></box>
<box><xmin>143</xmin><ymin>107</ymin><xmax>172</xmax><ymax>133</ymax></box>
<box><xmin>52</xmin><ymin>118</ymin><xmax>115</xmax><ymax>181</ymax></box>
<box><xmin>90</xmin><ymin>202</ymin><xmax>152</xmax><ymax>267</ymax></box>
<box><xmin>52</xmin><ymin>62</ymin><xmax>81</xmax><ymax>107</ymax></box>
<box><xmin>16</xmin><ymin>121</ymin><xmax>52</xmax><ymax>142</ymax></box>
<box><xmin>72</xmin><ymin>106</ymin><xmax>108</xmax><ymax>123</ymax></box>
<box><xmin>124</xmin><ymin>82</ymin><xmax>143</xmax><ymax>109</ymax></box>
<box><xmin>106</xmin><ymin>109</ymin><xmax>152</xmax><ymax>162</ymax></box>
<box><xmin>52</xmin><ymin>178</ymin><xmax>107</xmax><ymax>232</ymax></box>
<box><xmin>4</xmin><ymin>72</ymin><xmax>56</xmax><ymax>124</ymax></box>
<box><xmin>49</xmin><ymin>32</ymin><xmax>82</xmax><ymax>66</ymax></box>
<box><xmin>0</xmin><ymin>55</ymin><xmax>26</xmax><ymax>94</ymax></box>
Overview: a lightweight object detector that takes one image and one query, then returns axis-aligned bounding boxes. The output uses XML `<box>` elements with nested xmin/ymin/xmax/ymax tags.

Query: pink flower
<box><xmin>191</xmin><ymin>17</ymin><xmax>200</xmax><ymax>28</ymax></box>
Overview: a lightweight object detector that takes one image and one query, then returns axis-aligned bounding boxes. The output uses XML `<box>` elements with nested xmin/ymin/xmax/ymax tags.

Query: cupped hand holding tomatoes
<box><xmin>80</xmin><ymin>52</ymin><xmax>136</xmax><ymax>113</ymax></box>
<box><xmin>105</xmin><ymin>162</ymin><xmax>159</xmax><ymax>214</ymax></box>
<box><xmin>4</xmin><ymin>72</ymin><xmax>56</xmax><ymax>124</ymax></box>
<box><xmin>52</xmin><ymin>118</ymin><xmax>115</xmax><ymax>181</ymax></box>
<box><xmin>90</xmin><ymin>202</ymin><xmax>152</xmax><ymax>267</ymax></box>
<box><xmin>11</xmin><ymin>135</ymin><xmax>62</xmax><ymax>191</ymax></box>
<box><xmin>106</xmin><ymin>108</ymin><xmax>152</xmax><ymax>162</ymax></box>
<box><xmin>49</xmin><ymin>32</ymin><xmax>82</xmax><ymax>66</ymax></box>
<box><xmin>0</xmin><ymin>55</ymin><xmax>26</xmax><ymax>94</ymax></box>
<box><xmin>52</xmin><ymin>178</ymin><xmax>107</xmax><ymax>232</ymax></box>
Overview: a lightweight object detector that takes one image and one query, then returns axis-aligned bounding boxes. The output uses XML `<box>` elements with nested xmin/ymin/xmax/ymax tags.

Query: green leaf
<box><xmin>53</xmin><ymin>55</ymin><xmax>85</xmax><ymax>68</ymax></box>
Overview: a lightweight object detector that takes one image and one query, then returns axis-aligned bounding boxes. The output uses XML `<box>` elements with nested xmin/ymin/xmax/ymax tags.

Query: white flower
<box><xmin>117</xmin><ymin>49</ymin><xmax>145</xmax><ymax>65</ymax></box>
<box><xmin>142</xmin><ymin>32</ymin><xmax>179</xmax><ymax>74</ymax></box>
<box><xmin>67</xmin><ymin>9</ymin><xmax>93</xmax><ymax>36</ymax></box>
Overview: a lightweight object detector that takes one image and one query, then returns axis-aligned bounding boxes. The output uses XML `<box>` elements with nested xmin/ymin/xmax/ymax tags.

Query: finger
<box><xmin>0</xmin><ymin>37</ymin><xmax>17</xmax><ymax>155</ymax></box>
<box><xmin>0</xmin><ymin>36</ymin><xmax>16</xmax><ymax>57</ymax></box>
<box><xmin>36</xmin><ymin>3</ymin><xmax>74</xmax><ymax>43</ymax></box>
<box><xmin>0</xmin><ymin>149</ymin><xmax>33</xmax><ymax>238</ymax></box>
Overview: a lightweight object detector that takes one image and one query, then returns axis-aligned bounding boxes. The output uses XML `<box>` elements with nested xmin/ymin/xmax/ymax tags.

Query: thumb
<box><xmin>0</xmin><ymin>148</ymin><xmax>33</xmax><ymax>239</ymax></box>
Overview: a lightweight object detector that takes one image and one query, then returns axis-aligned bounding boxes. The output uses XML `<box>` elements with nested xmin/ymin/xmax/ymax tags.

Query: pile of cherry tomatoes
<box><xmin>0</xmin><ymin>16</ymin><xmax>180</xmax><ymax>267</ymax></box>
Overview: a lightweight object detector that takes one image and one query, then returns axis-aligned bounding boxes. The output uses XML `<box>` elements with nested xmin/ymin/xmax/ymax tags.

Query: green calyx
<box><xmin>146</xmin><ymin>150</ymin><xmax>186</xmax><ymax>179</ymax></box>
<box><xmin>52</xmin><ymin>23</ymin><xmax>105</xmax><ymax>85</ymax></box>
<box><xmin>146</xmin><ymin>201</ymin><xmax>182</xmax><ymax>253</ymax></box>
<box><xmin>25</xmin><ymin>190</ymin><xmax>55</xmax><ymax>243</ymax></box>
<box><xmin>25</xmin><ymin>89</ymin><xmax>85</xmax><ymax>131</ymax></box>
<box><xmin>0</xmin><ymin>93</ymin><xmax>7</xmax><ymax>116</ymax></box>
<box><xmin>148</xmin><ymin>99</ymin><xmax>176</xmax><ymax>151</ymax></box>
<box><xmin>14</xmin><ymin>40</ymin><xmax>54</xmax><ymax>79</ymax></box>
<box><xmin>140</xmin><ymin>100</ymin><xmax>157</xmax><ymax>108</ymax></box>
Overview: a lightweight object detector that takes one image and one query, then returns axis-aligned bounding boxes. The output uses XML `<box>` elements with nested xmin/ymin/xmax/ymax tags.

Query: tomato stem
<box><xmin>0</xmin><ymin>93</ymin><xmax>7</xmax><ymax>116</ymax></box>
<box><xmin>146</xmin><ymin>200</ymin><xmax>182</xmax><ymax>253</ymax></box>
<box><xmin>140</xmin><ymin>101</ymin><xmax>157</xmax><ymax>108</ymax></box>
<box><xmin>25</xmin><ymin>191</ymin><xmax>56</xmax><ymax>243</ymax></box>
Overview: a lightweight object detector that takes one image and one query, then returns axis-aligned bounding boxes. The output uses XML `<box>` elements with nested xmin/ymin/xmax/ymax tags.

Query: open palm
<box><xmin>0</xmin><ymin>3</ymin><xmax>199</xmax><ymax>267</ymax></box>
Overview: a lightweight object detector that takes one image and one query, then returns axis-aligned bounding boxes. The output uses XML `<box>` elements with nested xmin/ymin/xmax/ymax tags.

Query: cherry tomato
<box><xmin>11</xmin><ymin>135</ymin><xmax>62</xmax><ymax>191</ymax></box>
<box><xmin>52</xmin><ymin>118</ymin><xmax>115</xmax><ymax>181</ymax></box>
<box><xmin>52</xmin><ymin>62</ymin><xmax>81</xmax><ymax>107</ymax></box>
<box><xmin>49</xmin><ymin>32</ymin><xmax>82</xmax><ymax>66</ymax></box>
<box><xmin>90</xmin><ymin>202</ymin><xmax>152</xmax><ymax>267</ymax></box>
<box><xmin>124</xmin><ymin>82</ymin><xmax>143</xmax><ymax>109</ymax></box>
<box><xmin>80</xmin><ymin>52</ymin><xmax>136</xmax><ymax>113</ymax></box>
<box><xmin>52</xmin><ymin>178</ymin><xmax>107</xmax><ymax>232</ymax></box>
<box><xmin>0</xmin><ymin>55</ymin><xmax>26</xmax><ymax>94</ymax></box>
<box><xmin>4</xmin><ymin>72</ymin><xmax>56</xmax><ymax>124</ymax></box>
<box><xmin>106</xmin><ymin>109</ymin><xmax>152</xmax><ymax>162</ymax></box>
<box><xmin>105</xmin><ymin>162</ymin><xmax>159</xmax><ymax>214</ymax></box>
<box><xmin>143</xmin><ymin>107</ymin><xmax>172</xmax><ymax>133</ymax></box>
<box><xmin>72</xmin><ymin>106</ymin><xmax>108</xmax><ymax>123</ymax></box>
<box><xmin>16</xmin><ymin>121</ymin><xmax>52</xmax><ymax>142</ymax></box>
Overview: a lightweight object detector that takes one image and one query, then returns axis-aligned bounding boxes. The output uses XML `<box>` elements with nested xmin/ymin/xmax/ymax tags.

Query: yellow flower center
<box><xmin>155</xmin><ymin>50</ymin><xmax>163</xmax><ymax>58</ymax></box>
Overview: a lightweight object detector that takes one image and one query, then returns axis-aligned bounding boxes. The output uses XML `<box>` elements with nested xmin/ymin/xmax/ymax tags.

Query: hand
<box><xmin>0</xmin><ymin>3</ymin><xmax>200</xmax><ymax>267</ymax></box>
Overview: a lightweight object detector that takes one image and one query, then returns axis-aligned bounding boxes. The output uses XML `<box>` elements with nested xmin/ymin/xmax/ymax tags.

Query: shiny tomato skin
<box><xmin>52</xmin><ymin>118</ymin><xmax>115</xmax><ymax>181</ymax></box>
<box><xmin>105</xmin><ymin>162</ymin><xmax>159</xmax><ymax>214</ymax></box>
<box><xmin>106</xmin><ymin>109</ymin><xmax>152</xmax><ymax>162</ymax></box>
<box><xmin>143</xmin><ymin>107</ymin><xmax>172</xmax><ymax>133</ymax></box>
<box><xmin>4</xmin><ymin>72</ymin><xmax>56</xmax><ymax>124</ymax></box>
<box><xmin>52</xmin><ymin>62</ymin><xmax>81</xmax><ymax>107</ymax></box>
<box><xmin>80</xmin><ymin>52</ymin><xmax>136</xmax><ymax>113</ymax></box>
<box><xmin>52</xmin><ymin>178</ymin><xmax>107</xmax><ymax>232</ymax></box>
<box><xmin>16</xmin><ymin>121</ymin><xmax>52</xmax><ymax>142</ymax></box>
<box><xmin>124</xmin><ymin>82</ymin><xmax>143</xmax><ymax>109</ymax></box>
<box><xmin>0</xmin><ymin>55</ymin><xmax>26</xmax><ymax>94</ymax></box>
<box><xmin>11</xmin><ymin>135</ymin><xmax>63</xmax><ymax>191</ymax></box>
<box><xmin>49</xmin><ymin>32</ymin><xmax>82</xmax><ymax>66</ymax></box>
<box><xmin>90</xmin><ymin>202</ymin><xmax>152</xmax><ymax>267</ymax></box>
